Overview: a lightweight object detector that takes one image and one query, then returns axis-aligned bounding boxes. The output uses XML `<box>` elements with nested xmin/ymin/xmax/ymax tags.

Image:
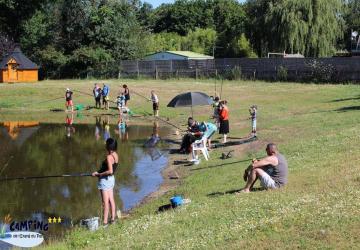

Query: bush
<box><xmin>222</xmin><ymin>65</ymin><xmax>242</xmax><ymax>80</ymax></box>
<box><xmin>277</xmin><ymin>66</ymin><xmax>288</xmax><ymax>81</ymax></box>
<box><xmin>306</xmin><ymin>59</ymin><xmax>335</xmax><ymax>83</ymax></box>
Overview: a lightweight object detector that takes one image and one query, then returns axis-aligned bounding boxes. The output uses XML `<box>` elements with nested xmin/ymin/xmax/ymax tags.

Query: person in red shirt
<box><xmin>218</xmin><ymin>100</ymin><xmax>229</xmax><ymax>143</ymax></box>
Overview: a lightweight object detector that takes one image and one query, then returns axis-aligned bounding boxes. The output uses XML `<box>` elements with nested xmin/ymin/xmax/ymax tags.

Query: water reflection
<box><xmin>0</xmin><ymin>118</ymin><xmax>170</xmax><ymax>238</ymax></box>
<box><xmin>65</xmin><ymin>114</ymin><xmax>75</xmax><ymax>138</ymax></box>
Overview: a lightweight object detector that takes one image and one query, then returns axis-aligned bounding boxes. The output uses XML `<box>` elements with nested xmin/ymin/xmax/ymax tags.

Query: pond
<box><xmin>0</xmin><ymin>115</ymin><xmax>172</xmax><ymax>241</ymax></box>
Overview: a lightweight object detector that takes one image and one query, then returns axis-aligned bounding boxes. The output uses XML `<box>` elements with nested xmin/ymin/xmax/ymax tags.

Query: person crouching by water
<box><xmin>239</xmin><ymin>143</ymin><xmax>288</xmax><ymax>193</ymax></box>
<box><xmin>92</xmin><ymin>138</ymin><xmax>119</xmax><ymax>226</ymax></box>
<box><xmin>218</xmin><ymin>100</ymin><xmax>229</xmax><ymax>143</ymax></box>
<box><xmin>179</xmin><ymin>117</ymin><xmax>201</xmax><ymax>154</ymax></box>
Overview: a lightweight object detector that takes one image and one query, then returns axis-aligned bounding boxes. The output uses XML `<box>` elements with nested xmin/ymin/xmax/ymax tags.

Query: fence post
<box><xmin>195</xmin><ymin>68</ymin><xmax>198</xmax><ymax>80</ymax></box>
<box><xmin>176</xmin><ymin>70</ymin><xmax>179</xmax><ymax>79</ymax></box>
<box><xmin>155</xmin><ymin>66</ymin><xmax>158</xmax><ymax>80</ymax></box>
<box><xmin>137</xmin><ymin>60</ymin><xmax>140</xmax><ymax>78</ymax></box>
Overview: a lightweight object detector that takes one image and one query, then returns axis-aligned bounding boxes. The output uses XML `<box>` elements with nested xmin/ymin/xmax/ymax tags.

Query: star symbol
<box><xmin>57</xmin><ymin>217</ymin><xmax>62</xmax><ymax>223</ymax></box>
<box><xmin>52</xmin><ymin>217</ymin><xmax>57</xmax><ymax>223</ymax></box>
<box><xmin>48</xmin><ymin>217</ymin><xmax>52</xmax><ymax>223</ymax></box>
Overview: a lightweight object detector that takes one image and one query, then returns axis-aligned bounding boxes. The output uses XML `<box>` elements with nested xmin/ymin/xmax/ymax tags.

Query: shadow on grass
<box><xmin>212</xmin><ymin>136</ymin><xmax>257</xmax><ymax>149</ymax></box>
<box><xmin>329</xmin><ymin>95</ymin><xmax>360</xmax><ymax>103</ymax></box>
<box><xmin>157</xmin><ymin>204</ymin><xmax>174</xmax><ymax>213</ymax></box>
<box><xmin>190</xmin><ymin>158</ymin><xmax>252</xmax><ymax>171</ymax></box>
<box><xmin>334</xmin><ymin>106</ymin><xmax>360</xmax><ymax>112</ymax></box>
<box><xmin>207</xmin><ymin>187</ymin><xmax>266</xmax><ymax>197</ymax></box>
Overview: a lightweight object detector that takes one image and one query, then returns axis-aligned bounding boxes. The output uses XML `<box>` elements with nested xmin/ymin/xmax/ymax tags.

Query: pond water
<box><xmin>0</xmin><ymin>116</ymin><xmax>171</xmax><ymax>241</ymax></box>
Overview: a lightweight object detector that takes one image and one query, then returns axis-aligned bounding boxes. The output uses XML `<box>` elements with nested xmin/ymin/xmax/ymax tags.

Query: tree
<box><xmin>146</xmin><ymin>32</ymin><xmax>183</xmax><ymax>53</ymax></box>
<box><xmin>0</xmin><ymin>33</ymin><xmax>15</xmax><ymax>58</ymax></box>
<box><xmin>344</xmin><ymin>0</ymin><xmax>360</xmax><ymax>50</ymax></box>
<box><xmin>151</xmin><ymin>0</ymin><xmax>214</xmax><ymax>35</ymax></box>
<box><xmin>234</xmin><ymin>33</ymin><xmax>257</xmax><ymax>58</ymax></box>
<box><xmin>181</xmin><ymin>28</ymin><xmax>217</xmax><ymax>55</ymax></box>
<box><xmin>0</xmin><ymin>0</ymin><xmax>46</xmax><ymax>41</ymax></box>
<box><xmin>213</xmin><ymin>0</ymin><xmax>247</xmax><ymax>57</ymax></box>
<box><xmin>246</xmin><ymin>0</ymin><xmax>345</xmax><ymax>57</ymax></box>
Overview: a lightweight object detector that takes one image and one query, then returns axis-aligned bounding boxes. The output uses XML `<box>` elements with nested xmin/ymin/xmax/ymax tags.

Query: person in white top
<box><xmin>150</xmin><ymin>90</ymin><xmax>159</xmax><ymax>117</ymax></box>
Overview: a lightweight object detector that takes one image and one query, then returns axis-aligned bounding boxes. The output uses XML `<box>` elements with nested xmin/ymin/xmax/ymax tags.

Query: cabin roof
<box><xmin>0</xmin><ymin>47</ymin><xmax>39</xmax><ymax>70</ymax></box>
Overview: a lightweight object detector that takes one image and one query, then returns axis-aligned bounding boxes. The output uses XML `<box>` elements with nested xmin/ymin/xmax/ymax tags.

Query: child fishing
<box><xmin>249</xmin><ymin>105</ymin><xmax>257</xmax><ymax>137</ymax></box>
<box><xmin>150</xmin><ymin>90</ymin><xmax>159</xmax><ymax>117</ymax></box>
<box><xmin>65</xmin><ymin>88</ymin><xmax>74</xmax><ymax>112</ymax></box>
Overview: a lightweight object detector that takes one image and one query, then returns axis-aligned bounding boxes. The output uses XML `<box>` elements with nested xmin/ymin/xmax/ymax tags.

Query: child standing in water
<box><xmin>249</xmin><ymin>105</ymin><xmax>257</xmax><ymax>137</ymax></box>
<box><xmin>65</xmin><ymin>88</ymin><xmax>74</xmax><ymax>112</ymax></box>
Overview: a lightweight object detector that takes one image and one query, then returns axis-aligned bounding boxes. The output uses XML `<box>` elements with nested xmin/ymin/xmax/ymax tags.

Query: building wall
<box><xmin>0</xmin><ymin>69</ymin><xmax>38</xmax><ymax>83</ymax></box>
<box><xmin>145</xmin><ymin>52</ymin><xmax>187</xmax><ymax>61</ymax></box>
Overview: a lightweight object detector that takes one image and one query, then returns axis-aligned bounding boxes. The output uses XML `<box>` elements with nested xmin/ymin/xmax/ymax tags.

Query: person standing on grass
<box><xmin>240</xmin><ymin>143</ymin><xmax>288</xmax><ymax>193</ymax></box>
<box><xmin>198</xmin><ymin>121</ymin><xmax>217</xmax><ymax>149</ymax></box>
<box><xmin>151</xmin><ymin>90</ymin><xmax>159</xmax><ymax>117</ymax></box>
<box><xmin>218</xmin><ymin>100</ymin><xmax>229</xmax><ymax>143</ymax></box>
<box><xmin>249</xmin><ymin>105</ymin><xmax>257</xmax><ymax>137</ymax></box>
<box><xmin>93</xmin><ymin>83</ymin><xmax>102</xmax><ymax>109</ymax></box>
<box><xmin>92</xmin><ymin>138</ymin><xmax>118</xmax><ymax>227</ymax></box>
<box><xmin>102</xmin><ymin>83</ymin><xmax>110</xmax><ymax>110</ymax></box>
<box><xmin>122</xmin><ymin>84</ymin><xmax>130</xmax><ymax>107</ymax></box>
<box><xmin>65</xmin><ymin>88</ymin><xmax>74</xmax><ymax>112</ymax></box>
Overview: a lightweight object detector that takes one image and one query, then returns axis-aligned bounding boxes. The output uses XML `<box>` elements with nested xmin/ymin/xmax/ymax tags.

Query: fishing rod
<box><xmin>131</xmin><ymin>89</ymin><xmax>151</xmax><ymax>101</ymax></box>
<box><xmin>220</xmin><ymin>77</ymin><xmax>223</xmax><ymax>99</ymax></box>
<box><xmin>0</xmin><ymin>173</ymin><xmax>92</xmax><ymax>182</ymax></box>
<box><xmin>23</xmin><ymin>96</ymin><xmax>64</xmax><ymax>107</ymax></box>
<box><xmin>140</xmin><ymin>109</ymin><xmax>186</xmax><ymax>132</ymax></box>
<box><xmin>214</xmin><ymin>77</ymin><xmax>217</xmax><ymax>97</ymax></box>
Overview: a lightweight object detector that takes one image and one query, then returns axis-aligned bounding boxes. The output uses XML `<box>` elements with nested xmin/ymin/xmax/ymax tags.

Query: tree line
<box><xmin>0</xmin><ymin>0</ymin><xmax>359</xmax><ymax>79</ymax></box>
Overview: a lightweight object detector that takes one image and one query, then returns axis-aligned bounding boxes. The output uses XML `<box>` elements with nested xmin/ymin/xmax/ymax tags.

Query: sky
<box><xmin>147</xmin><ymin>0</ymin><xmax>246</xmax><ymax>8</ymax></box>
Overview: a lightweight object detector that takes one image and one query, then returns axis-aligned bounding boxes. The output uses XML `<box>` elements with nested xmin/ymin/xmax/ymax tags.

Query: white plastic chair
<box><xmin>192</xmin><ymin>137</ymin><xmax>210</xmax><ymax>161</ymax></box>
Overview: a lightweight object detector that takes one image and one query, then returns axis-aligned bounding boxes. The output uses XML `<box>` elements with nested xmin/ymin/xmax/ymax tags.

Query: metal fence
<box><xmin>118</xmin><ymin>58</ymin><xmax>360</xmax><ymax>82</ymax></box>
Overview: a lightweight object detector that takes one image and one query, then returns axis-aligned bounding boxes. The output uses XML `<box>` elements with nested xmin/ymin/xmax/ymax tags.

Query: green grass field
<box><xmin>1</xmin><ymin>79</ymin><xmax>360</xmax><ymax>249</ymax></box>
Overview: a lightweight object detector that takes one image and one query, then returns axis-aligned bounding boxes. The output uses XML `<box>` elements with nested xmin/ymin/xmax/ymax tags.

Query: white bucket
<box><xmin>80</xmin><ymin>217</ymin><xmax>99</xmax><ymax>231</ymax></box>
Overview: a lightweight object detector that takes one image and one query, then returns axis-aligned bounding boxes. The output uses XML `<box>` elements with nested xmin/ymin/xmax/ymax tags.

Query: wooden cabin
<box><xmin>0</xmin><ymin>47</ymin><xmax>38</xmax><ymax>83</ymax></box>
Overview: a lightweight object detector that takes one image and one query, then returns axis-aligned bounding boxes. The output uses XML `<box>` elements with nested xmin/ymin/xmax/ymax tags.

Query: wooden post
<box><xmin>195</xmin><ymin>68</ymin><xmax>198</xmax><ymax>80</ymax></box>
<box><xmin>155</xmin><ymin>66</ymin><xmax>158</xmax><ymax>80</ymax></box>
<box><xmin>137</xmin><ymin>60</ymin><xmax>140</xmax><ymax>78</ymax></box>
